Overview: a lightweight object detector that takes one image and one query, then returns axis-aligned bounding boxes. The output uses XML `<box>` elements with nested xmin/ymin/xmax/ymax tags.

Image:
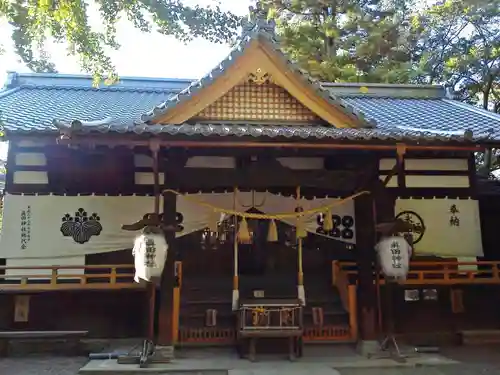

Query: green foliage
<box><xmin>0</xmin><ymin>0</ymin><xmax>241</xmax><ymax>85</ymax></box>
<box><xmin>412</xmin><ymin>0</ymin><xmax>500</xmax><ymax>175</ymax></box>
<box><xmin>260</xmin><ymin>0</ymin><xmax>500</xmax><ymax>109</ymax></box>
<box><xmin>260</xmin><ymin>0</ymin><xmax>419</xmax><ymax>83</ymax></box>
<box><xmin>413</xmin><ymin>0</ymin><xmax>500</xmax><ymax>111</ymax></box>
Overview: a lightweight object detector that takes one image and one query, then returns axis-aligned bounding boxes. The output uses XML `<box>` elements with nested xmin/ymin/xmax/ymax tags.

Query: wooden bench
<box><xmin>0</xmin><ymin>330</ymin><xmax>88</xmax><ymax>356</ymax></box>
<box><xmin>237</xmin><ymin>299</ymin><xmax>303</xmax><ymax>361</ymax></box>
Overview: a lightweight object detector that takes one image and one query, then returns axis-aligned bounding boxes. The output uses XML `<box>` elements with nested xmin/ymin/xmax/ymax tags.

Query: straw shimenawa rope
<box><xmin>161</xmin><ymin>189</ymin><xmax>370</xmax><ymax>220</ymax></box>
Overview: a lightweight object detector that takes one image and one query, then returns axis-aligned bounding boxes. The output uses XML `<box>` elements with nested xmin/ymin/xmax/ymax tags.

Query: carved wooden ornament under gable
<box><xmin>247</xmin><ymin>68</ymin><xmax>272</xmax><ymax>85</ymax></box>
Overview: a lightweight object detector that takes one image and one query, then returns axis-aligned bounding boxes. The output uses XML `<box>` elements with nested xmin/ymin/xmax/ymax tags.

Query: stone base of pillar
<box><xmin>356</xmin><ymin>340</ymin><xmax>380</xmax><ymax>357</ymax></box>
<box><xmin>153</xmin><ymin>345</ymin><xmax>175</xmax><ymax>361</ymax></box>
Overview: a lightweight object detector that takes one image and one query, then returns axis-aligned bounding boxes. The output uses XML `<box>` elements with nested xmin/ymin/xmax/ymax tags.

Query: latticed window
<box><xmin>195</xmin><ymin>83</ymin><xmax>322</xmax><ymax>123</ymax></box>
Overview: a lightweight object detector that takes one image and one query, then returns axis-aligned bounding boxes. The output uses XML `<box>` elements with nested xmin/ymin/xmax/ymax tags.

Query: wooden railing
<box><xmin>336</xmin><ymin>260</ymin><xmax>500</xmax><ymax>285</ymax></box>
<box><xmin>332</xmin><ymin>261</ymin><xmax>358</xmax><ymax>340</ymax></box>
<box><xmin>0</xmin><ymin>264</ymin><xmax>144</xmax><ymax>291</ymax></box>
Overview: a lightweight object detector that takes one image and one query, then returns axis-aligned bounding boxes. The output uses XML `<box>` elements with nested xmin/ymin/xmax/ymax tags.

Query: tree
<box><xmin>259</xmin><ymin>0</ymin><xmax>419</xmax><ymax>83</ymax></box>
<box><xmin>409</xmin><ymin>0</ymin><xmax>500</xmax><ymax>177</ymax></box>
<box><xmin>0</xmin><ymin>0</ymin><xmax>241</xmax><ymax>84</ymax></box>
<box><xmin>412</xmin><ymin>0</ymin><xmax>500</xmax><ymax>112</ymax></box>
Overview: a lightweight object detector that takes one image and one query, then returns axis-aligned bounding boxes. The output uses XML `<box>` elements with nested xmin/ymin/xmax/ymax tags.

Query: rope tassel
<box><xmin>267</xmin><ymin>219</ymin><xmax>278</xmax><ymax>242</ymax></box>
<box><xmin>238</xmin><ymin>217</ymin><xmax>252</xmax><ymax>244</ymax></box>
<box><xmin>323</xmin><ymin>209</ymin><xmax>333</xmax><ymax>231</ymax></box>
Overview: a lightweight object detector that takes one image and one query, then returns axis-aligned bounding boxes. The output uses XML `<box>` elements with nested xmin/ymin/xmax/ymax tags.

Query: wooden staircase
<box><xmin>239</xmin><ymin>274</ymin><xmax>297</xmax><ymax>299</ymax></box>
<box><xmin>303</xmin><ymin>274</ymin><xmax>352</xmax><ymax>342</ymax></box>
<box><xmin>178</xmin><ymin>266</ymin><xmax>356</xmax><ymax>346</ymax></box>
<box><xmin>179</xmin><ymin>276</ymin><xmax>235</xmax><ymax>345</ymax></box>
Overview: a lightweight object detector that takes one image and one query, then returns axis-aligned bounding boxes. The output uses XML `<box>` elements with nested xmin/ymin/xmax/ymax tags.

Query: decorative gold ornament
<box><xmin>247</xmin><ymin>68</ymin><xmax>271</xmax><ymax>85</ymax></box>
<box><xmin>252</xmin><ymin>306</ymin><xmax>269</xmax><ymax>326</ymax></box>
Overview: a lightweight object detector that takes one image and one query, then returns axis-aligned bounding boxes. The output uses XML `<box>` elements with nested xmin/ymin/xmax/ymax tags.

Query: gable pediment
<box><xmin>147</xmin><ymin>36</ymin><xmax>365</xmax><ymax>128</ymax></box>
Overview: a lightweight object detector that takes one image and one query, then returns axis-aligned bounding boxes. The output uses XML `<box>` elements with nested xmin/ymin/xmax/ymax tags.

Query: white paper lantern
<box><xmin>375</xmin><ymin>236</ymin><xmax>412</xmax><ymax>281</ymax></box>
<box><xmin>132</xmin><ymin>233</ymin><xmax>168</xmax><ymax>283</ymax></box>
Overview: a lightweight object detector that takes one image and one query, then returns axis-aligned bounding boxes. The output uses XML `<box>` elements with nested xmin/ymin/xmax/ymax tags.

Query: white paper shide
<box><xmin>376</xmin><ymin>236</ymin><xmax>412</xmax><ymax>281</ymax></box>
<box><xmin>132</xmin><ymin>232</ymin><xmax>168</xmax><ymax>283</ymax></box>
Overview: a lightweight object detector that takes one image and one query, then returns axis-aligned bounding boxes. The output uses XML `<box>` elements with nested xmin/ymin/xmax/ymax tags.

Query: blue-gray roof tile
<box><xmin>1</xmin><ymin>71</ymin><xmax>500</xmax><ymax>143</ymax></box>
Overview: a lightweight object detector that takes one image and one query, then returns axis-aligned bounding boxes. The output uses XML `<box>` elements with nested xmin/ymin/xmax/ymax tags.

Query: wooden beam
<box><xmin>354</xmin><ymin>192</ymin><xmax>378</xmax><ymax>341</ymax></box>
<box><xmin>157</xmin><ymin>192</ymin><xmax>177</xmax><ymax>346</ymax></box>
<box><xmin>396</xmin><ymin>143</ymin><xmax>406</xmax><ymax>189</ymax></box>
<box><xmin>55</xmin><ymin>135</ymin><xmax>485</xmax><ymax>153</ymax></box>
<box><xmin>162</xmin><ymin>161</ymin><xmax>369</xmax><ymax>190</ymax></box>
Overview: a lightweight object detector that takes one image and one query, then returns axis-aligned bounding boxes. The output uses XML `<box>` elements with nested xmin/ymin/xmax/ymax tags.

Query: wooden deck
<box><xmin>0</xmin><ymin>264</ymin><xmax>145</xmax><ymax>292</ymax></box>
<box><xmin>334</xmin><ymin>260</ymin><xmax>500</xmax><ymax>285</ymax></box>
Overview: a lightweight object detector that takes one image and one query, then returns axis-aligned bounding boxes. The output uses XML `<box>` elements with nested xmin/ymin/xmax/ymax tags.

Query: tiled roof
<box><xmin>1</xmin><ymin>72</ymin><xmax>500</xmax><ymax>143</ymax></box>
<box><xmin>340</xmin><ymin>96</ymin><xmax>500</xmax><ymax>136</ymax></box>
<box><xmin>140</xmin><ymin>23</ymin><xmax>373</xmax><ymax>127</ymax></box>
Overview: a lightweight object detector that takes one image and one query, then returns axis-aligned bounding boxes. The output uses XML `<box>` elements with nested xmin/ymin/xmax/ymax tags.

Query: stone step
<box><xmin>461</xmin><ymin>330</ymin><xmax>500</xmax><ymax>345</ymax></box>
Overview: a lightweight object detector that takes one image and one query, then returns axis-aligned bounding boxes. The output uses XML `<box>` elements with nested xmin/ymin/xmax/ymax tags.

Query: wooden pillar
<box><xmin>157</xmin><ymin>191</ymin><xmax>177</xmax><ymax>346</ymax></box>
<box><xmin>354</xmin><ymin>192</ymin><xmax>377</xmax><ymax>341</ymax></box>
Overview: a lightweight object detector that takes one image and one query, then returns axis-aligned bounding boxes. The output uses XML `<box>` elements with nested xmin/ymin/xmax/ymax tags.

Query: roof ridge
<box><xmin>5</xmin><ymin>71</ymin><xmax>195</xmax><ymax>84</ymax></box>
<box><xmin>14</xmin><ymin>84</ymin><xmax>182</xmax><ymax>94</ymax></box>
<box><xmin>0</xmin><ymin>86</ymin><xmax>21</xmax><ymax>100</ymax></box>
<box><xmin>338</xmin><ymin>95</ymin><xmax>442</xmax><ymax>100</ymax></box>
<box><xmin>322</xmin><ymin>82</ymin><xmax>445</xmax><ymax>89</ymax></box>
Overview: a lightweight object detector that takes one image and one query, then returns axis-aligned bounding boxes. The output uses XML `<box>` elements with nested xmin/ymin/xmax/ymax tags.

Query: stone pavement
<box><xmin>0</xmin><ymin>356</ymin><xmax>87</xmax><ymax>375</ymax></box>
<box><xmin>2</xmin><ymin>345</ymin><xmax>500</xmax><ymax>375</ymax></box>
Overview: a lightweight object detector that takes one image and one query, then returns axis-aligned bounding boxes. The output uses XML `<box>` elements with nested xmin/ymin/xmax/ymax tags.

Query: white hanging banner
<box><xmin>173</xmin><ymin>191</ymin><xmax>356</xmax><ymax>243</ymax></box>
<box><xmin>0</xmin><ymin>193</ymin><xmax>239</xmax><ymax>259</ymax></box>
<box><xmin>0</xmin><ymin>194</ymin><xmax>161</xmax><ymax>258</ymax></box>
<box><xmin>177</xmin><ymin>192</ymin><xmax>236</xmax><ymax>236</ymax></box>
<box><xmin>376</xmin><ymin>236</ymin><xmax>412</xmax><ymax>280</ymax></box>
<box><xmin>395</xmin><ymin>198</ymin><xmax>483</xmax><ymax>257</ymax></box>
<box><xmin>0</xmin><ymin>192</ymin><xmax>356</xmax><ymax>259</ymax></box>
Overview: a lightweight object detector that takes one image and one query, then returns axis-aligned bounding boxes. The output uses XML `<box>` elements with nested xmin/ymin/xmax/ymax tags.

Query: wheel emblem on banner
<box><xmin>316</xmin><ymin>213</ymin><xmax>355</xmax><ymax>241</ymax></box>
<box><xmin>395</xmin><ymin>210</ymin><xmax>425</xmax><ymax>244</ymax></box>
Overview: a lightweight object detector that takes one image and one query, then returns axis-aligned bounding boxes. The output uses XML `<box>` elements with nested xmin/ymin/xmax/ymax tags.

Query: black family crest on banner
<box><xmin>395</xmin><ymin>210</ymin><xmax>425</xmax><ymax>244</ymax></box>
<box><xmin>316</xmin><ymin>213</ymin><xmax>355</xmax><ymax>240</ymax></box>
<box><xmin>60</xmin><ymin>208</ymin><xmax>103</xmax><ymax>244</ymax></box>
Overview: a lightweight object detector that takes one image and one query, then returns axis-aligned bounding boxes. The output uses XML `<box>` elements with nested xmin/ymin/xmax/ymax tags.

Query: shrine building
<box><xmin>1</xmin><ymin>13</ymin><xmax>500</xmax><ymax>357</ymax></box>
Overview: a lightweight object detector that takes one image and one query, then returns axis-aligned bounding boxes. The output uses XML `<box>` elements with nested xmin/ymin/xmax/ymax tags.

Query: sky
<box><xmin>0</xmin><ymin>0</ymin><xmax>252</xmax><ymax>81</ymax></box>
<box><xmin>0</xmin><ymin>0</ymin><xmax>253</xmax><ymax>160</ymax></box>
